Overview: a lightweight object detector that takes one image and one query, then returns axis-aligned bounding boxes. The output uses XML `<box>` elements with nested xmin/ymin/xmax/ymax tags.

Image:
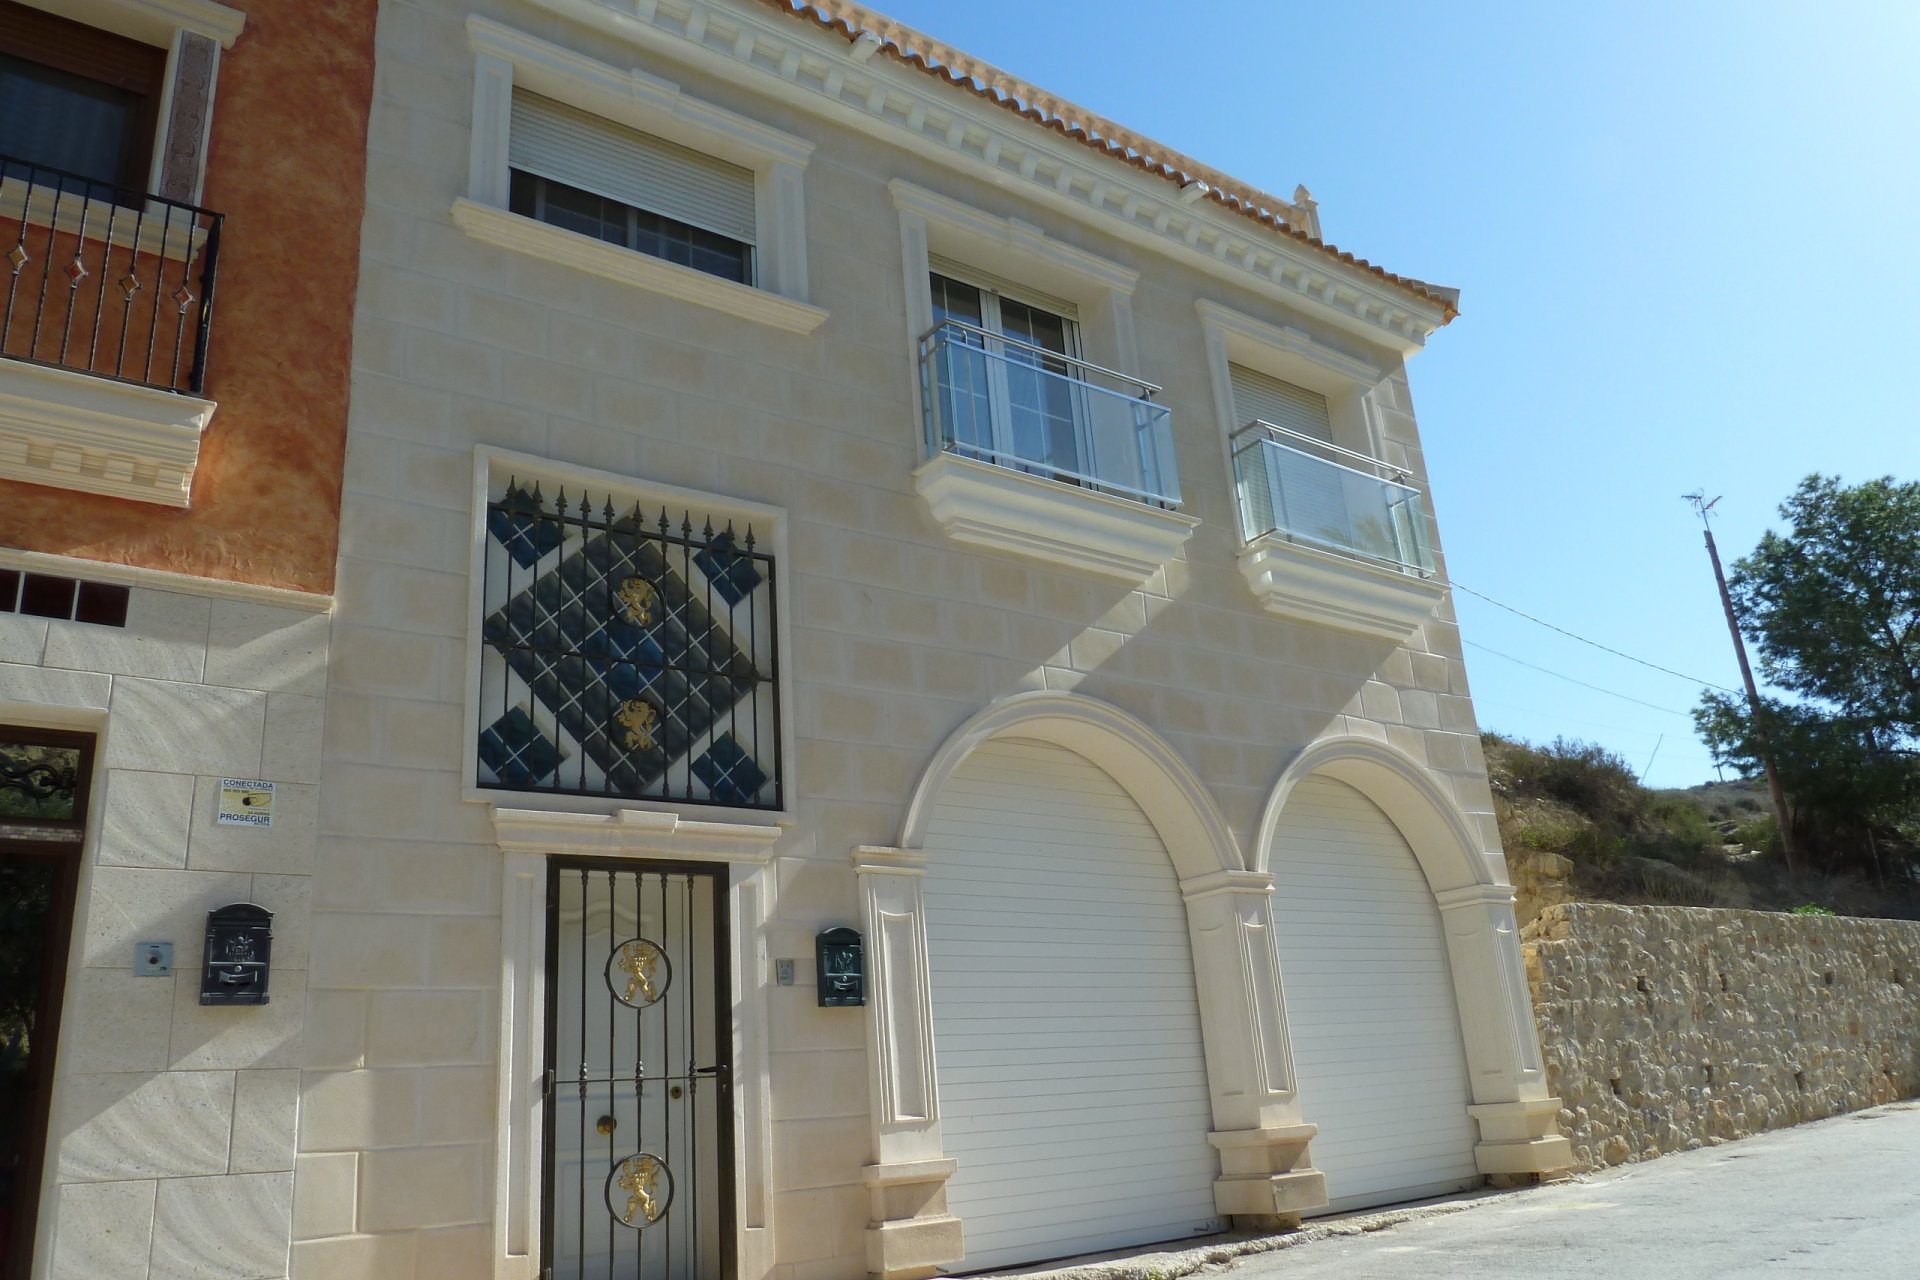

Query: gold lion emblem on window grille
<box><xmin>605</xmin><ymin>938</ymin><xmax>670</xmax><ymax>1007</ymax></box>
<box><xmin>606</xmin><ymin>1152</ymin><xmax>672</xmax><ymax>1228</ymax></box>
<box><xmin>616</xmin><ymin>576</ymin><xmax>656</xmax><ymax>627</ymax></box>
<box><xmin>615</xmin><ymin>699</ymin><xmax>658</xmax><ymax>752</ymax></box>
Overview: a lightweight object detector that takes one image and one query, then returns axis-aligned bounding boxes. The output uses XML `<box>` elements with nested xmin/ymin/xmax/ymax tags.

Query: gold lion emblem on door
<box><xmin>606</xmin><ymin>1152</ymin><xmax>673</xmax><ymax>1228</ymax></box>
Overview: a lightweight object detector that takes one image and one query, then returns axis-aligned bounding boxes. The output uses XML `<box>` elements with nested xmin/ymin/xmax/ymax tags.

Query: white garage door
<box><xmin>923</xmin><ymin>738</ymin><xmax>1220</xmax><ymax>1271</ymax></box>
<box><xmin>1268</xmin><ymin>775</ymin><xmax>1479</xmax><ymax>1213</ymax></box>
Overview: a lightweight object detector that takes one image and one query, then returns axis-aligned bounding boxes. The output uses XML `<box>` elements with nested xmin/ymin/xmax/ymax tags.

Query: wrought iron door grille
<box><xmin>545</xmin><ymin>862</ymin><xmax>733</xmax><ymax>1280</ymax></box>
<box><xmin>479</xmin><ymin>480</ymin><xmax>782</xmax><ymax>809</ymax></box>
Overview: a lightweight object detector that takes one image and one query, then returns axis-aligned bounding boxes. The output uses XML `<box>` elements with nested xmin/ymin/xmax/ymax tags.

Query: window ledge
<box><xmin>489</xmin><ymin>802</ymin><xmax>784</xmax><ymax>864</ymax></box>
<box><xmin>913</xmin><ymin>451</ymin><xmax>1199</xmax><ymax>583</ymax></box>
<box><xmin>1237</xmin><ymin>533</ymin><xmax>1445</xmax><ymax>641</ymax></box>
<box><xmin>0</xmin><ymin>359</ymin><xmax>212</xmax><ymax>506</ymax></box>
<box><xmin>451</xmin><ymin>198</ymin><xmax>828</xmax><ymax>335</ymax></box>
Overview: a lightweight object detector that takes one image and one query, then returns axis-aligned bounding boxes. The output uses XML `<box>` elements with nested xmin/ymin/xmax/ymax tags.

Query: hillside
<box><xmin>1483</xmin><ymin>733</ymin><xmax>1920</xmax><ymax>922</ymax></box>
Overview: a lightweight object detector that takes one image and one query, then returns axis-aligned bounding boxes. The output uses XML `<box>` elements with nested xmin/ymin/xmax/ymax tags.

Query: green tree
<box><xmin>1693</xmin><ymin>475</ymin><xmax>1920</xmax><ymax>871</ymax></box>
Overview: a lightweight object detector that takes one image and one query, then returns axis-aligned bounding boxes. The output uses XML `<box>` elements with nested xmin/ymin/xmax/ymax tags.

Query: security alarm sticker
<box><xmin>217</xmin><ymin>778</ymin><xmax>276</xmax><ymax>827</ymax></box>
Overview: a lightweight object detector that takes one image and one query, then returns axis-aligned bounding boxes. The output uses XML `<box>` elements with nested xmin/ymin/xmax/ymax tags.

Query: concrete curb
<box><xmin>980</xmin><ymin>1189</ymin><xmax>1524</xmax><ymax>1280</ymax></box>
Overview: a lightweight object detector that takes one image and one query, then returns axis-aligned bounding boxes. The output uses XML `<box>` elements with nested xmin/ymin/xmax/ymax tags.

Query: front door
<box><xmin>0</xmin><ymin>726</ymin><xmax>91</xmax><ymax>1280</ymax></box>
<box><xmin>544</xmin><ymin>861</ymin><xmax>733</xmax><ymax>1280</ymax></box>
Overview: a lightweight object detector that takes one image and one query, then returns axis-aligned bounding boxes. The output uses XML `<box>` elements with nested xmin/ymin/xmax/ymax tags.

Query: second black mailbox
<box><xmin>815</xmin><ymin>926</ymin><xmax>864</xmax><ymax>1007</ymax></box>
<box><xmin>201</xmin><ymin>903</ymin><xmax>273</xmax><ymax>1006</ymax></box>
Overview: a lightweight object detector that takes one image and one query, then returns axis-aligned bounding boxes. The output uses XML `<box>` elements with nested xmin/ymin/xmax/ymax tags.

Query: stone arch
<box><xmin>1253</xmin><ymin>735</ymin><xmax>1501</xmax><ymax>895</ymax></box>
<box><xmin>1254</xmin><ymin>734</ymin><xmax>1568</xmax><ymax>1178</ymax></box>
<box><xmin>900</xmin><ymin>689</ymin><xmax>1243</xmax><ymax>880</ymax></box>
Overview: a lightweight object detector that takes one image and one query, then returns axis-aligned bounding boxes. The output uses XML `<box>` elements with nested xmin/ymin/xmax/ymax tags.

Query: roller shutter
<box><xmin>508</xmin><ymin>89</ymin><xmax>757</xmax><ymax>244</ymax></box>
<box><xmin>923</xmin><ymin>739</ymin><xmax>1220</xmax><ymax>1271</ymax></box>
<box><xmin>1267</xmin><ymin>775</ymin><xmax>1479</xmax><ymax>1213</ymax></box>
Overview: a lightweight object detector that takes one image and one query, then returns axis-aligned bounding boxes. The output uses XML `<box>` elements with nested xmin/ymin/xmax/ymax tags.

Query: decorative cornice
<box><xmin>1179</xmin><ymin>868</ymin><xmax>1276</xmax><ymax>902</ymax></box>
<box><xmin>490</xmin><ymin>804</ymin><xmax>783</xmax><ymax>863</ymax></box>
<box><xmin>912</xmin><ymin>452</ymin><xmax>1199</xmax><ymax>583</ymax></box>
<box><xmin>890</xmin><ymin>178</ymin><xmax>1138</xmax><ymax>296</ymax></box>
<box><xmin>0</xmin><ymin>360</ymin><xmax>211</xmax><ymax>507</ymax></box>
<box><xmin>1196</xmin><ymin>299</ymin><xmax>1386</xmax><ymax>388</ymax></box>
<box><xmin>1435</xmin><ymin>883</ymin><xmax>1520</xmax><ymax>913</ymax></box>
<box><xmin>1237</xmin><ymin>536</ymin><xmax>1446</xmax><ymax>642</ymax></box>
<box><xmin>519</xmin><ymin>0</ymin><xmax>1449</xmax><ymax>352</ymax></box>
<box><xmin>764</xmin><ymin>1</ymin><xmax>1459</xmax><ymax>325</ymax></box>
<box><xmin>851</xmin><ymin>844</ymin><xmax>926</xmax><ymax>876</ymax></box>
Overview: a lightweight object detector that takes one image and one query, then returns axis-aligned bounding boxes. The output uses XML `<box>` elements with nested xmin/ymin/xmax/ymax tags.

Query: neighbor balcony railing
<box><xmin>1</xmin><ymin>155</ymin><xmax>222</xmax><ymax>396</ymax></box>
<box><xmin>1232</xmin><ymin>420</ymin><xmax>1435</xmax><ymax>576</ymax></box>
<box><xmin>919</xmin><ymin>319</ymin><xmax>1181</xmax><ymax>507</ymax></box>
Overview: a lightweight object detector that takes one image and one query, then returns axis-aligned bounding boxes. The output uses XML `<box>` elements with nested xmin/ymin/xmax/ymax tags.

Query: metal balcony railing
<box><xmin>919</xmin><ymin>319</ymin><xmax>1181</xmax><ymax>507</ymax></box>
<box><xmin>1232</xmin><ymin>420</ymin><xmax>1435</xmax><ymax>576</ymax></box>
<box><xmin>0</xmin><ymin>155</ymin><xmax>222</xmax><ymax>396</ymax></box>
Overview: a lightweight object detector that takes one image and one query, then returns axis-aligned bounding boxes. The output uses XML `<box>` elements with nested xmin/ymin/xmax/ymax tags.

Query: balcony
<box><xmin>0</xmin><ymin>156</ymin><xmax>222</xmax><ymax>505</ymax></box>
<box><xmin>1231</xmin><ymin>421</ymin><xmax>1446</xmax><ymax>640</ymax></box>
<box><xmin>913</xmin><ymin>320</ymin><xmax>1197</xmax><ymax>581</ymax></box>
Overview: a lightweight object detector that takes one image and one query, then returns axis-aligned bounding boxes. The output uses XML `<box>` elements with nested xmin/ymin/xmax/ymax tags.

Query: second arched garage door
<box><xmin>922</xmin><ymin>738</ymin><xmax>1221</xmax><ymax>1271</ymax></box>
<box><xmin>1268</xmin><ymin>774</ymin><xmax>1480</xmax><ymax>1212</ymax></box>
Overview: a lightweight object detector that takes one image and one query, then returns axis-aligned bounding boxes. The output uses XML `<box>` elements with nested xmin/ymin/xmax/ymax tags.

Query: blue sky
<box><xmin>870</xmin><ymin>0</ymin><xmax>1920</xmax><ymax>787</ymax></box>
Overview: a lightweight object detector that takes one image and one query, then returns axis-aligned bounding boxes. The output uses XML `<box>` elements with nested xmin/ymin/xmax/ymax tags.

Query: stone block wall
<box><xmin>1523</xmin><ymin>903</ymin><xmax>1920</xmax><ymax>1170</ymax></box>
<box><xmin>0</xmin><ymin>585</ymin><xmax>328</xmax><ymax>1279</ymax></box>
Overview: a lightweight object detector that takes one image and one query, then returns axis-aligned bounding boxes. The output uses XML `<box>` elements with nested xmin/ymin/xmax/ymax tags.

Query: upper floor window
<box><xmin>0</xmin><ymin>2</ymin><xmax>166</xmax><ymax>192</ymax></box>
<box><xmin>508</xmin><ymin>90</ymin><xmax>755</xmax><ymax>287</ymax></box>
<box><xmin>454</xmin><ymin>22</ymin><xmax>821</xmax><ymax>333</ymax></box>
<box><xmin>927</xmin><ymin>268</ymin><xmax>1088</xmax><ymax>487</ymax></box>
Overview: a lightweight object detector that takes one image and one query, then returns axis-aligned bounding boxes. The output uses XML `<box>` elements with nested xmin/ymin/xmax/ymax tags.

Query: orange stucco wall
<box><xmin>0</xmin><ymin>0</ymin><xmax>378</xmax><ymax>595</ymax></box>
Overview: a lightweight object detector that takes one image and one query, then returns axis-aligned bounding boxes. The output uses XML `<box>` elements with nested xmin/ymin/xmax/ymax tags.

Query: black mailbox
<box><xmin>201</xmin><ymin>903</ymin><xmax>273</xmax><ymax>1006</ymax></box>
<box><xmin>816</xmin><ymin>927</ymin><xmax>863</xmax><ymax>1007</ymax></box>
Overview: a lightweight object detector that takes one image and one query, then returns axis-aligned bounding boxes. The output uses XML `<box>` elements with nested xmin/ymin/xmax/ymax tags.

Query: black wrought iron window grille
<box><xmin>479</xmin><ymin>479</ymin><xmax>782</xmax><ymax>811</ymax></box>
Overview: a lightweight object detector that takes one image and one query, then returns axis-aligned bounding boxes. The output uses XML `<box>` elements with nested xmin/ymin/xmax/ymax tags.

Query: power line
<box><xmin>1463</xmin><ymin>640</ymin><xmax>1697</xmax><ymax>718</ymax></box>
<box><xmin>1452</xmin><ymin>581</ymin><xmax>1741</xmax><ymax>696</ymax></box>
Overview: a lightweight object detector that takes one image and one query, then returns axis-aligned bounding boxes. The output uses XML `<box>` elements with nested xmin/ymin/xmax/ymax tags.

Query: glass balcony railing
<box><xmin>918</xmin><ymin>320</ymin><xmax>1181</xmax><ymax>507</ymax></box>
<box><xmin>1231</xmin><ymin>421</ymin><xmax>1435</xmax><ymax>576</ymax></box>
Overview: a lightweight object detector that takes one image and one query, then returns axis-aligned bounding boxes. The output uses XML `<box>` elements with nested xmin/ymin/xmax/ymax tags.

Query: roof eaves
<box><xmin>759</xmin><ymin>0</ymin><xmax>1458</xmax><ymax>324</ymax></box>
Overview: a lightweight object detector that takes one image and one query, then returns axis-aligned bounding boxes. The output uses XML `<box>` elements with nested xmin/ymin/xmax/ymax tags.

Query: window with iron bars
<box><xmin>477</xmin><ymin>478</ymin><xmax>782</xmax><ymax>811</ymax></box>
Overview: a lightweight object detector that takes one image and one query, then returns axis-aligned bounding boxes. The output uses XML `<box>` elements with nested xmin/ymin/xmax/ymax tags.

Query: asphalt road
<box><xmin>1235</xmin><ymin>1102</ymin><xmax>1920</xmax><ymax>1280</ymax></box>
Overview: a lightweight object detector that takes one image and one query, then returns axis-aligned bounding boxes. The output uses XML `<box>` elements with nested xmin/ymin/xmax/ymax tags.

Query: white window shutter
<box><xmin>1229</xmin><ymin>364</ymin><xmax>1333</xmax><ymax>441</ymax></box>
<box><xmin>509</xmin><ymin>91</ymin><xmax>757</xmax><ymax>245</ymax></box>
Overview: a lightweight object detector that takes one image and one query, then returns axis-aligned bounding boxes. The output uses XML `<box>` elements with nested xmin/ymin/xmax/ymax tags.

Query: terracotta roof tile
<box><xmin>758</xmin><ymin>0</ymin><xmax>1457</xmax><ymax>322</ymax></box>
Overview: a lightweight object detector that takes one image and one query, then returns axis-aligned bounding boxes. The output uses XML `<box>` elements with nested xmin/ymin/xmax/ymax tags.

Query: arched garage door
<box><xmin>1268</xmin><ymin>775</ymin><xmax>1479</xmax><ymax>1213</ymax></box>
<box><xmin>923</xmin><ymin>738</ymin><xmax>1220</xmax><ymax>1271</ymax></box>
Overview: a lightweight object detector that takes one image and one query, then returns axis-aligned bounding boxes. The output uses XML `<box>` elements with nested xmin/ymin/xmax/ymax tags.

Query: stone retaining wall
<box><xmin>1522</xmin><ymin>903</ymin><xmax>1920</xmax><ymax>1170</ymax></box>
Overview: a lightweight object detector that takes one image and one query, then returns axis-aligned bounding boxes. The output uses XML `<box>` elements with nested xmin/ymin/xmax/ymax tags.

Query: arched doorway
<box><xmin>920</xmin><ymin>736</ymin><xmax>1219</xmax><ymax>1269</ymax></box>
<box><xmin>1266</xmin><ymin>773</ymin><xmax>1477</xmax><ymax>1211</ymax></box>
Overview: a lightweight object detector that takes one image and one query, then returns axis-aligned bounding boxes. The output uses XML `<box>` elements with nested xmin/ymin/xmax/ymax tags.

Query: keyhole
<box><xmin>595</xmin><ymin>1114</ymin><xmax>617</xmax><ymax>1136</ymax></box>
<box><xmin>670</xmin><ymin>1086</ymin><xmax>684</xmax><ymax>1100</ymax></box>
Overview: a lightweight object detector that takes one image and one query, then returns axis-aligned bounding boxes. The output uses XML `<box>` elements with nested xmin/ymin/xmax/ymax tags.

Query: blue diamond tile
<box><xmin>693</xmin><ymin>530</ymin><xmax>764</xmax><ymax>608</ymax></box>
<box><xmin>478</xmin><ymin>707</ymin><xmax>563</xmax><ymax>786</ymax></box>
<box><xmin>691</xmin><ymin>733</ymin><xmax>768</xmax><ymax>806</ymax></box>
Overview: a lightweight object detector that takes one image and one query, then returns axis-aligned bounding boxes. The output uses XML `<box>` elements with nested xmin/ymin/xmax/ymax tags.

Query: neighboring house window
<box><xmin>926</xmin><ymin>267</ymin><xmax>1088</xmax><ymax>485</ymax></box>
<box><xmin>0</xmin><ymin>1</ymin><xmax>167</xmax><ymax>191</ymax></box>
<box><xmin>508</xmin><ymin>90</ymin><xmax>756</xmax><ymax>286</ymax></box>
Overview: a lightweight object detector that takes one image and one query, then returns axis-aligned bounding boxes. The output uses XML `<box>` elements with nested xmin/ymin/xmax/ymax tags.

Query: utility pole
<box><xmin>1685</xmin><ymin>492</ymin><xmax>1798</xmax><ymax>872</ymax></box>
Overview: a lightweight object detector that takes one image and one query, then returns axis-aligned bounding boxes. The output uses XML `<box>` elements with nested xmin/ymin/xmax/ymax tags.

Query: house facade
<box><xmin>3</xmin><ymin>0</ymin><xmax>1571</xmax><ymax>1277</ymax></box>
<box><xmin>298</xmin><ymin>1</ymin><xmax>1571</xmax><ymax>1277</ymax></box>
<box><xmin>0</xmin><ymin>0</ymin><xmax>374</xmax><ymax>1276</ymax></box>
